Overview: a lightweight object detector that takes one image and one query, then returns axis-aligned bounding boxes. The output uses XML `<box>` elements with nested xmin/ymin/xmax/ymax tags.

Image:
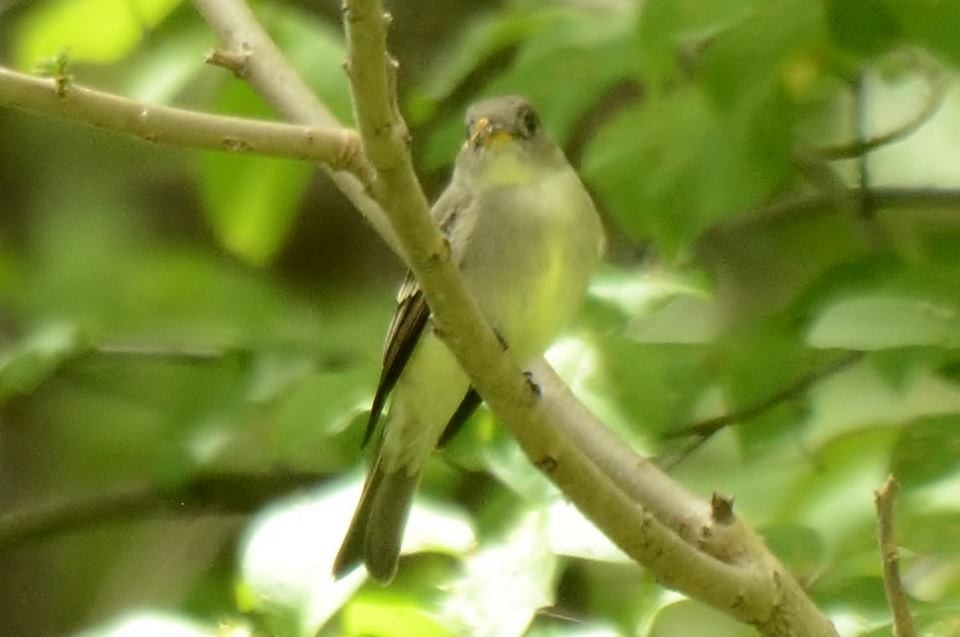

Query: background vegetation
<box><xmin>2</xmin><ymin>0</ymin><xmax>960</xmax><ymax>635</ymax></box>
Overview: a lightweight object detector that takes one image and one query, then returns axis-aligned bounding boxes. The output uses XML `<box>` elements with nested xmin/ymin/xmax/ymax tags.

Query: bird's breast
<box><xmin>458</xmin><ymin>166</ymin><xmax>603</xmax><ymax>362</ymax></box>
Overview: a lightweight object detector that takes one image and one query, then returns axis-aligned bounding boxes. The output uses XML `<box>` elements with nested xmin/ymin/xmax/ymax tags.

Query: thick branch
<box><xmin>0</xmin><ymin>471</ymin><xmax>331</xmax><ymax>551</ymax></box>
<box><xmin>0</xmin><ymin>65</ymin><xmax>366</xmax><ymax>174</ymax></box>
<box><xmin>875</xmin><ymin>476</ymin><xmax>917</xmax><ymax>637</ymax></box>
<box><xmin>190</xmin><ymin>0</ymin><xmax>403</xmax><ymax>259</ymax></box>
<box><xmin>340</xmin><ymin>1</ymin><xmax>836</xmax><ymax>634</ymax></box>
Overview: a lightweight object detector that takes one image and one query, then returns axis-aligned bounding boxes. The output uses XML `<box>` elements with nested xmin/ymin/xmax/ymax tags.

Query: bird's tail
<box><xmin>333</xmin><ymin>453</ymin><xmax>419</xmax><ymax>584</ymax></box>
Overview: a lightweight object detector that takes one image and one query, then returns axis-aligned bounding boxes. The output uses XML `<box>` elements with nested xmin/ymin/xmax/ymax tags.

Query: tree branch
<box><xmin>0</xmin><ymin>471</ymin><xmax>331</xmax><ymax>552</ymax></box>
<box><xmin>0</xmin><ymin>65</ymin><xmax>367</xmax><ymax>175</ymax></box>
<box><xmin>339</xmin><ymin>1</ymin><xmax>837</xmax><ymax>635</ymax></box>
<box><xmin>875</xmin><ymin>476</ymin><xmax>917</xmax><ymax>637</ymax></box>
<box><xmin>190</xmin><ymin>0</ymin><xmax>403</xmax><ymax>260</ymax></box>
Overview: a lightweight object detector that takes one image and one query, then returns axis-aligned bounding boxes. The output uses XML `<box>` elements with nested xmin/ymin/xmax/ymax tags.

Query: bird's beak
<box><xmin>469</xmin><ymin>116</ymin><xmax>514</xmax><ymax>149</ymax></box>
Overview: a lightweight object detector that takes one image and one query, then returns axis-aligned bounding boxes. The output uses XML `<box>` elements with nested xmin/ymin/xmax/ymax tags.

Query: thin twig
<box><xmin>0</xmin><ymin>65</ymin><xmax>365</xmax><ymax>172</ymax></box>
<box><xmin>89</xmin><ymin>343</ymin><xmax>240</xmax><ymax>364</ymax></box>
<box><xmin>667</xmin><ymin>351</ymin><xmax>865</xmax><ymax>440</ymax></box>
<box><xmin>661</xmin><ymin>352</ymin><xmax>864</xmax><ymax>471</ymax></box>
<box><xmin>817</xmin><ymin>70</ymin><xmax>947</xmax><ymax>160</ymax></box>
<box><xmin>852</xmin><ymin>75</ymin><xmax>876</xmax><ymax>221</ymax></box>
<box><xmin>874</xmin><ymin>475</ymin><xmax>917</xmax><ymax>637</ymax></box>
<box><xmin>728</xmin><ymin>186</ymin><xmax>960</xmax><ymax>230</ymax></box>
<box><xmin>0</xmin><ymin>471</ymin><xmax>331</xmax><ymax>552</ymax></box>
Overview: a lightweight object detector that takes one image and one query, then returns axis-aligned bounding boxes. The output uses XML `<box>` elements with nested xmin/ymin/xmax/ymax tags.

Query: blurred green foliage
<box><xmin>3</xmin><ymin>0</ymin><xmax>960</xmax><ymax>636</ymax></box>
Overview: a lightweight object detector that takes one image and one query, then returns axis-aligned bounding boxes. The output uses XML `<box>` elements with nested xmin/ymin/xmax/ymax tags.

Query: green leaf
<box><xmin>344</xmin><ymin>595</ymin><xmax>453</xmax><ymax>637</ymax></box>
<box><xmin>822</xmin><ymin>0</ymin><xmax>903</xmax><ymax>58</ymax></box>
<box><xmin>0</xmin><ymin>322</ymin><xmax>84</xmax><ymax>402</ymax></box>
<box><xmin>198</xmin><ymin>150</ymin><xmax>311</xmax><ymax>265</ymax></box>
<box><xmin>410</xmin><ymin>9</ymin><xmax>569</xmax><ymax>120</ymax></box>
<box><xmin>582</xmin><ymin>85</ymin><xmax>793</xmax><ymax>254</ymax></box>
<box><xmin>700</xmin><ymin>0</ymin><xmax>828</xmax><ymax>110</ymax></box>
<box><xmin>14</xmin><ymin>0</ymin><xmax>183</xmax><ymax>68</ymax></box>
<box><xmin>193</xmin><ymin>7</ymin><xmax>352</xmax><ymax>264</ymax></box>
<box><xmin>891</xmin><ymin>415</ymin><xmax>960</xmax><ymax>489</ymax></box>
<box><xmin>648</xmin><ymin>600</ymin><xmax>758</xmax><ymax>637</ymax></box>
<box><xmin>882</xmin><ymin>0</ymin><xmax>960</xmax><ymax>68</ymax></box>
<box><xmin>635</xmin><ymin>0</ymin><xmax>762</xmax><ymax>89</ymax></box>
<box><xmin>240</xmin><ymin>479</ymin><xmax>474</xmax><ymax>635</ymax></box>
<box><xmin>419</xmin><ymin>6</ymin><xmax>639</xmax><ymax>171</ymax></box>
<box><xmin>442</xmin><ymin>510</ymin><xmax>559</xmax><ymax>637</ymax></box>
<box><xmin>197</xmin><ymin>81</ymin><xmax>312</xmax><ymax>265</ymax></box>
<box><xmin>807</xmin><ymin>296</ymin><xmax>960</xmax><ymax>350</ymax></box>
<box><xmin>760</xmin><ymin>525</ymin><xmax>826</xmax><ymax>583</ymax></box>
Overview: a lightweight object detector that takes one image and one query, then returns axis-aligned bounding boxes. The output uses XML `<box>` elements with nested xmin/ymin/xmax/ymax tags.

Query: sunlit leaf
<box><xmin>343</xmin><ymin>595</ymin><xmax>453</xmax><ymax>637</ymax></box>
<box><xmin>0</xmin><ymin>321</ymin><xmax>84</xmax><ymax>401</ymax></box>
<box><xmin>648</xmin><ymin>600</ymin><xmax>758</xmax><ymax>637</ymax></box>
<box><xmin>582</xmin><ymin>83</ymin><xmax>793</xmax><ymax>254</ymax></box>
<box><xmin>14</xmin><ymin>0</ymin><xmax>183</xmax><ymax>68</ymax></box>
<box><xmin>807</xmin><ymin>296</ymin><xmax>960</xmax><ymax>350</ymax></box>
<box><xmin>239</xmin><ymin>477</ymin><xmax>474</xmax><ymax>635</ymax></box>
<box><xmin>74</xmin><ymin>612</ymin><xmax>239</xmax><ymax>637</ymax></box>
<box><xmin>196</xmin><ymin>78</ymin><xmax>312</xmax><ymax>265</ymax></box>
<box><xmin>443</xmin><ymin>510</ymin><xmax>559</xmax><ymax>637</ymax></box>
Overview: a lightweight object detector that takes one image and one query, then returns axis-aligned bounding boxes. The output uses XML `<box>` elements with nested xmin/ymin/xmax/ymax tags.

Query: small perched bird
<box><xmin>333</xmin><ymin>95</ymin><xmax>605</xmax><ymax>583</ymax></box>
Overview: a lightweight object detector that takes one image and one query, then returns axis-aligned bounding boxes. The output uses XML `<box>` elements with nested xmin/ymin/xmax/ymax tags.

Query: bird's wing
<box><xmin>361</xmin><ymin>183</ymin><xmax>476</xmax><ymax>446</ymax></box>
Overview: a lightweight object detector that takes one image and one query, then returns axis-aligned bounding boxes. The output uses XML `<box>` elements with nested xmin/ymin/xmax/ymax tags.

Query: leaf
<box><xmin>822</xmin><ymin>0</ymin><xmax>903</xmax><ymax>58</ymax></box>
<box><xmin>74</xmin><ymin>612</ymin><xmax>228</xmax><ymax>637</ymax></box>
<box><xmin>635</xmin><ymin>0</ymin><xmax>762</xmax><ymax>89</ymax></box>
<box><xmin>197</xmin><ymin>80</ymin><xmax>312</xmax><ymax>265</ymax></box>
<box><xmin>0</xmin><ymin>322</ymin><xmax>84</xmax><ymax>402</ymax></box>
<box><xmin>807</xmin><ymin>296</ymin><xmax>960</xmax><ymax>350</ymax></box>
<box><xmin>881</xmin><ymin>0</ymin><xmax>960</xmax><ymax>69</ymax></box>
<box><xmin>582</xmin><ymin>85</ymin><xmax>793</xmax><ymax>254</ymax></box>
<box><xmin>760</xmin><ymin>525</ymin><xmax>826</xmax><ymax>583</ymax></box>
<box><xmin>14</xmin><ymin>0</ymin><xmax>183</xmax><ymax>68</ymax></box>
<box><xmin>410</xmin><ymin>9</ymin><xmax>568</xmax><ymax>119</ymax></box>
<box><xmin>239</xmin><ymin>478</ymin><xmax>474</xmax><ymax>635</ymax></box>
<box><xmin>891</xmin><ymin>415</ymin><xmax>960</xmax><ymax>490</ymax></box>
<box><xmin>648</xmin><ymin>600</ymin><xmax>758</xmax><ymax>637</ymax></box>
<box><xmin>700</xmin><ymin>0</ymin><xmax>828</xmax><ymax>110</ymax></box>
<box><xmin>344</xmin><ymin>596</ymin><xmax>454</xmax><ymax>637</ymax></box>
<box><xmin>442</xmin><ymin>510</ymin><xmax>559</xmax><ymax>637</ymax></box>
<box><xmin>418</xmin><ymin>6</ymin><xmax>639</xmax><ymax>171</ymax></box>
<box><xmin>194</xmin><ymin>7</ymin><xmax>351</xmax><ymax>264</ymax></box>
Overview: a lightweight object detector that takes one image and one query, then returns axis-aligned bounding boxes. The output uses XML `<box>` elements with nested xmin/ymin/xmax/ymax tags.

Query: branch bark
<box><xmin>190</xmin><ymin>0</ymin><xmax>403</xmax><ymax>259</ymax></box>
<box><xmin>0</xmin><ymin>65</ymin><xmax>368</xmax><ymax>175</ymax></box>
<box><xmin>875</xmin><ymin>476</ymin><xmax>917</xmax><ymax>637</ymax></box>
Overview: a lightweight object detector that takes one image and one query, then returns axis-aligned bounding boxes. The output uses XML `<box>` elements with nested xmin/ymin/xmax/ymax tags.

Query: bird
<box><xmin>333</xmin><ymin>95</ymin><xmax>605</xmax><ymax>584</ymax></box>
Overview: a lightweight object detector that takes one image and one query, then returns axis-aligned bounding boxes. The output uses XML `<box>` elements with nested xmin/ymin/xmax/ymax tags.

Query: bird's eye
<box><xmin>519</xmin><ymin>107</ymin><xmax>539</xmax><ymax>137</ymax></box>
